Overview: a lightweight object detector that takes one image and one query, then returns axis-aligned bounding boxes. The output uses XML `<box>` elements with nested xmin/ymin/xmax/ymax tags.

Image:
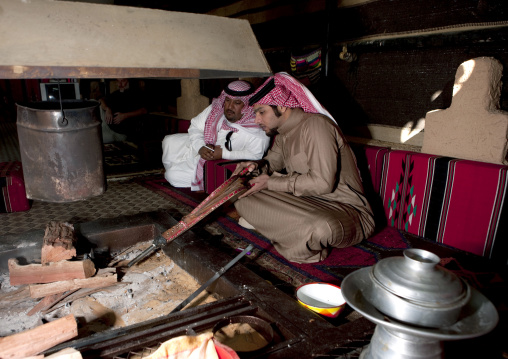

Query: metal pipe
<box><xmin>170</xmin><ymin>244</ymin><xmax>254</xmax><ymax>314</ymax></box>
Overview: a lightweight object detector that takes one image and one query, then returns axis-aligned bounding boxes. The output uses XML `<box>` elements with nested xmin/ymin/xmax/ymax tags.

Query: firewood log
<box><xmin>8</xmin><ymin>258</ymin><xmax>95</xmax><ymax>286</ymax></box>
<box><xmin>0</xmin><ymin>314</ymin><xmax>78</xmax><ymax>359</ymax></box>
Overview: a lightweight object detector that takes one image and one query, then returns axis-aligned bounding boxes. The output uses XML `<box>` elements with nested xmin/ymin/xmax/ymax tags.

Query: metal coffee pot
<box><xmin>365</xmin><ymin>248</ymin><xmax>470</xmax><ymax>328</ymax></box>
<box><xmin>342</xmin><ymin>248</ymin><xmax>499</xmax><ymax>359</ymax></box>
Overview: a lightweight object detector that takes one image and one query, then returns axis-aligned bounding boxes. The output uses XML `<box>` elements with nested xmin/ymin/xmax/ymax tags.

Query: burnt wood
<box><xmin>41</xmin><ymin>221</ymin><xmax>77</xmax><ymax>265</ymax></box>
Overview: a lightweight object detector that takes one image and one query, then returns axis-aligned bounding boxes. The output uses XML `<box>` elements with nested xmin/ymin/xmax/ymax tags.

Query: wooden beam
<box><xmin>8</xmin><ymin>258</ymin><xmax>96</xmax><ymax>286</ymax></box>
<box><xmin>0</xmin><ymin>314</ymin><xmax>78</xmax><ymax>359</ymax></box>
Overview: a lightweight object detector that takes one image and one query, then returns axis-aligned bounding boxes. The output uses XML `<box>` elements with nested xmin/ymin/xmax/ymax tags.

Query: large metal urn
<box><xmin>341</xmin><ymin>249</ymin><xmax>499</xmax><ymax>359</ymax></box>
<box><xmin>16</xmin><ymin>100</ymin><xmax>105</xmax><ymax>203</ymax></box>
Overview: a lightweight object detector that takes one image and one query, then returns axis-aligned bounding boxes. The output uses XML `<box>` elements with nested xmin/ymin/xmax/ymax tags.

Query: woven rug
<box><xmin>134</xmin><ymin>175</ymin><xmax>502</xmax><ymax>293</ymax></box>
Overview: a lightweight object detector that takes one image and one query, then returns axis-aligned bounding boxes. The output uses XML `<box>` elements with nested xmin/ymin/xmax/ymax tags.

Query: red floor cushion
<box><xmin>204</xmin><ymin>159</ymin><xmax>242</xmax><ymax>194</ymax></box>
<box><xmin>0</xmin><ymin>161</ymin><xmax>30</xmax><ymax>213</ymax></box>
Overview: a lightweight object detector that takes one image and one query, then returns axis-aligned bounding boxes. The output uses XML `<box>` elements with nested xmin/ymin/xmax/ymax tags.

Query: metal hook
<box><xmin>57</xmin><ymin>81</ymin><xmax>68</xmax><ymax>126</ymax></box>
<box><xmin>339</xmin><ymin>45</ymin><xmax>356</xmax><ymax>62</ymax></box>
<box><xmin>59</xmin><ymin>115</ymin><xmax>68</xmax><ymax>126</ymax></box>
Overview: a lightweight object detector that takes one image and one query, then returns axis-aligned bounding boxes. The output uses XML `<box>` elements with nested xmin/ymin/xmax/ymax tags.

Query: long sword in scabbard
<box><xmin>127</xmin><ymin>167</ymin><xmax>251</xmax><ymax>267</ymax></box>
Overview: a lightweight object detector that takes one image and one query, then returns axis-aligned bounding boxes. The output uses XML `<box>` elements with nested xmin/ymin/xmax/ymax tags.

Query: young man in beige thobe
<box><xmin>233</xmin><ymin>72</ymin><xmax>375</xmax><ymax>263</ymax></box>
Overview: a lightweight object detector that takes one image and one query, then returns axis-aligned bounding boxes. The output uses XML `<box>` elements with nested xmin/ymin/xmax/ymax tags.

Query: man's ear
<box><xmin>277</xmin><ymin>106</ymin><xmax>291</xmax><ymax>119</ymax></box>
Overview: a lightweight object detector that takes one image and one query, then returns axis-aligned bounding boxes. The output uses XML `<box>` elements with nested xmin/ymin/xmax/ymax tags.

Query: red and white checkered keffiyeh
<box><xmin>250</xmin><ymin>72</ymin><xmax>362</xmax><ymax>179</ymax></box>
<box><xmin>192</xmin><ymin>80</ymin><xmax>256</xmax><ymax>191</ymax></box>
<box><xmin>249</xmin><ymin>72</ymin><xmax>336</xmax><ymax>123</ymax></box>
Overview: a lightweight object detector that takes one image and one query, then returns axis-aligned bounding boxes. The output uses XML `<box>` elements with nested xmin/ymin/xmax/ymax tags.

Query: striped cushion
<box><xmin>203</xmin><ymin>160</ymin><xmax>241</xmax><ymax>194</ymax></box>
<box><xmin>380</xmin><ymin>150</ymin><xmax>508</xmax><ymax>261</ymax></box>
<box><xmin>362</xmin><ymin>145</ymin><xmax>390</xmax><ymax>194</ymax></box>
<box><xmin>0</xmin><ymin>161</ymin><xmax>30</xmax><ymax>213</ymax></box>
<box><xmin>379</xmin><ymin>150</ymin><xmax>415</xmax><ymax>229</ymax></box>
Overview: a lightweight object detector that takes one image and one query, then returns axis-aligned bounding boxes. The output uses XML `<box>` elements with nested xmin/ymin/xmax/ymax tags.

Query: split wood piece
<box><xmin>0</xmin><ymin>314</ymin><xmax>78</xmax><ymax>359</ymax></box>
<box><xmin>0</xmin><ymin>286</ymin><xmax>30</xmax><ymax>305</ymax></box>
<box><xmin>43</xmin><ymin>282</ymin><xmax>130</xmax><ymax>315</ymax></box>
<box><xmin>29</xmin><ymin>268</ymin><xmax>117</xmax><ymax>298</ymax></box>
<box><xmin>8</xmin><ymin>258</ymin><xmax>96</xmax><ymax>286</ymax></box>
<box><xmin>27</xmin><ymin>292</ymin><xmax>65</xmax><ymax>316</ymax></box>
<box><xmin>41</xmin><ymin>221</ymin><xmax>77</xmax><ymax>265</ymax></box>
<box><xmin>27</xmin><ymin>290</ymin><xmax>78</xmax><ymax>316</ymax></box>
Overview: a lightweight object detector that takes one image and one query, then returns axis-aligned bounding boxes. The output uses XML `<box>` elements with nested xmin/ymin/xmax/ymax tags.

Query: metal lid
<box><xmin>371</xmin><ymin>249</ymin><xmax>466</xmax><ymax>305</ymax></box>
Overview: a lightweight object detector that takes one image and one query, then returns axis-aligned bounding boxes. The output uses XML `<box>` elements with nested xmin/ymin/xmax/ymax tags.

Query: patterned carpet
<box><xmin>0</xmin><ymin>178</ymin><xmax>175</xmax><ymax>237</ymax></box>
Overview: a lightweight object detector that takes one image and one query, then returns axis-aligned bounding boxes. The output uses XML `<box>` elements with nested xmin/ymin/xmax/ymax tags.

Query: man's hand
<box><xmin>232</xmin><ymin>161</ymin><xmax>258</xmax><ymax>176</ymax></box>
<box><xmin>198</xmin><ymin>145</ymin><xmax>222</xmax><ymax>161</ymax></box>
<box><xmin>211</xmin><ymin>145</ymin><xmax>223</xmax><ymax>160</ymax></box>
<box><xmin>113</xmin><ymin>112</ymin><xmax>127</xmax><ymax>124</ymax></box>
<box><xmin>105</xmin><ymin>108</ymin><xmax>113</xmax><ymax>124</ymax></box>
<box><xmin>238</xmin><ymin>174</ymin><xmax>269</xmax><ymax>199</ymax></box>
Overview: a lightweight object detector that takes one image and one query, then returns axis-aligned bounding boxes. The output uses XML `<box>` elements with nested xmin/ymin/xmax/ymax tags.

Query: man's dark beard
<box><xmin>265</xmin><ymin>105</ymin><xmax>281</xmax><ymax>136</ymax></box>
<box><xmin>225</xmin><ymin>111</ymin><xmax>240</xmax><ymax>123</ymax></box>
<box><xmin>266</xmin><ymin>128</ymin><xmax>279</xmax><ymax>137</ymax></box>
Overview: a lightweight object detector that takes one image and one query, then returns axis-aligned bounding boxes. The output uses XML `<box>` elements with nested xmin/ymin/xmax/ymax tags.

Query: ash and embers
<box><xmin>0</xmin><ymin>241</ymin><xmax>217</xmax><ymax>338</ymax></box>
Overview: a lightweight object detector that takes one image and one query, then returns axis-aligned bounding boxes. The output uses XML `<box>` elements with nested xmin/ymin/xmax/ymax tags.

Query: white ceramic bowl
<box><xmin>296</xmin><ymin>282</ymin><xmax>346</xmax><ymax>318</ymax></box>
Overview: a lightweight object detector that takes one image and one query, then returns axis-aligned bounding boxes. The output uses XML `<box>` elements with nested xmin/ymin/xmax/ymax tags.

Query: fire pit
<box><xmin>0</xmin><ymin>210</ymin><xmax>376</xmax><ymax>358</ymax></box>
